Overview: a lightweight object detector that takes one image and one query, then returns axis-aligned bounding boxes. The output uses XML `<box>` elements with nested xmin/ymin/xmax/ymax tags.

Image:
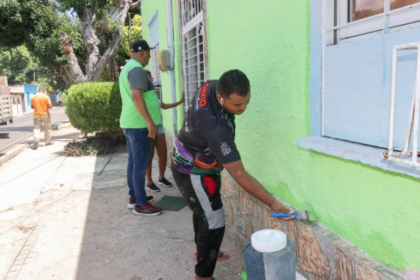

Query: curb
<box><xmin>52</xmin><ymin>122</ymin><xmax>71</xmax><ymax>131</ymax></box>
<box><xmin>0</xmin><ymin>143</ymin><xmax>29</xmax><ymax>167</ymax></box>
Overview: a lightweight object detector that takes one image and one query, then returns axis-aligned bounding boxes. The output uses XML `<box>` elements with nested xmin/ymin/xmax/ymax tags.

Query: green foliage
<box><xmin>64</xmin><ymin>137</ymin><xmax>116</xmax><ymax>156</ymax></box>
<box><xmin>0</xmin><ymin>0</ymin><xmax>83</xmax><ymax>90</ymax></box>
<box><xmin>58</xmin><ymin>0</ymin><xmax>114</xmax><ymax>18</ymax></box>
<box><xmin>121</xmin><ymin>14</ymin><xmax>143</xmax><ymax>56</ymax></box>
<box><xmin>65</xmin><ymin>82</ymin><xmax>122</xmax><ymax>133</ymax></box>
<box><xmin>0</xmin><ymin>45</ymin><xmax>54</xmax><ymax>87</ymax></box>
<box><xmin>0</xmin><ymin>0</ymin><xmax>134</xmax><ymax>85</ymax></box>
<box><xmin>0</xmin><ymin>0</ymin><xmax>35</xmax><ymax>48</ymax></box>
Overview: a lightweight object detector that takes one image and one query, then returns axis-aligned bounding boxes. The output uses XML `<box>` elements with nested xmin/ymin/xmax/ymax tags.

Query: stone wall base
<box><xmin>220</xmin><ymin>170</ymin><xmax>405</xmax><ymax>280</ymax></box>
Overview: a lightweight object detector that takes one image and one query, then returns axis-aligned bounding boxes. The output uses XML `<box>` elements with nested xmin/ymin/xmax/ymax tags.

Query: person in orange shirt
<box><xmin>30</xmin><ymin>86</ymin><xmax>53</xmax><ymax>150</ymax></box>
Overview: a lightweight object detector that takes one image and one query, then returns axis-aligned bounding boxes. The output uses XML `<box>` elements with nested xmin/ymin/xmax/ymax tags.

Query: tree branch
<box><xmin>59</xmin><ymin>33</ymin><xmax>86</xmax><ymax>84</ymax></box>
<box><xmin>89</xmin><ymin>0</ymin><xmax>132</xmax><ymax>81</ymax></box>
<box><xmin>130</xmin><ymin>1</ymin><xmax>140</xmax><ymax>10</ymax></box>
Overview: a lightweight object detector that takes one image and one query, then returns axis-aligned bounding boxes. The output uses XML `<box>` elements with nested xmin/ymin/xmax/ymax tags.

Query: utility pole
<box><xmin>128</xmin><ymin>12</ymin><xmax>132</xmax><ymax>44</ymax></box>
<box><xmin>33</xmin><ymin>71</ymin><xmax>36</xmax><ymax>83</ymax></box>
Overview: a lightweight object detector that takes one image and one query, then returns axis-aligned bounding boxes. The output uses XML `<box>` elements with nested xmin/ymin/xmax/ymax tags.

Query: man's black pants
<box><xmin>171</xmin><ymin>163</ymin><xmax>225</xmax><ymax>278</ymax></box>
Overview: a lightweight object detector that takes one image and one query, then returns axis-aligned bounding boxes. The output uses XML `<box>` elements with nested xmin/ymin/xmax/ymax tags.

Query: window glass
<box><xmin>353</xmin><ymin>0</ymin><xmax>384</xmax><ymax>21</ymax></box>
<box><xmin>391</xmin><ymin>0</ymin><xmax>420</xmax><ymax>10</ymax></box>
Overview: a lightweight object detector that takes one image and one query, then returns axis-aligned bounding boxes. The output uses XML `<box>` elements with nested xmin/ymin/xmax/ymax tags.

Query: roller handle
<box><xmin>270</xmin><ymin>212</ymin><xmax>299</xmax><ymax>219</ymax></box>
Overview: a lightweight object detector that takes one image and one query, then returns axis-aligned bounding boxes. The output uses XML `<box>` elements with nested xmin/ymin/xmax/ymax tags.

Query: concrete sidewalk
<box><xmin>0</xmin><ymin>126</ymin><xmax>244</xmax><ymax>280</ymax></box>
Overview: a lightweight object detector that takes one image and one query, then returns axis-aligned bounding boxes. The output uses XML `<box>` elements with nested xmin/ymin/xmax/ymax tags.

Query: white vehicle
<box><xmin>0</xmin><ymin>95</ymin><xmax>13</xmax><ymax>126</ymax></box>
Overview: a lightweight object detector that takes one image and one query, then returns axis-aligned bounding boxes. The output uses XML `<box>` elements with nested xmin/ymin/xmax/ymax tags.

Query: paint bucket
<box><xmin>243</xmin><ymin>229</ymin><xmax>296</xmax><ymax>280</ymax></box>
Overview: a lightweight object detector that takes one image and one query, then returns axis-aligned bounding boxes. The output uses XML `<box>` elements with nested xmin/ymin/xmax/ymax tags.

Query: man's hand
<box><xmin>181</xmin><ymin>91</ymin><xmax>185</xmax><ymax>103</ymax></box>
<box><xmin>270</xmin><ymin>200</ymin><xmax>294</xmax><ymax>221</ymax></box>
<box><xmin>147</xmin><ymin>122</ymin><xmax>157</xmax><ymax>139</ymax></box>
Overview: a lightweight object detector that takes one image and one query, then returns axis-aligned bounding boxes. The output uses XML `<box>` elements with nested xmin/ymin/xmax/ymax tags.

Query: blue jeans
<box><xmin>123</xmin><ymin>128</ymin><xmax>152</xmax><ymax>206</ymax></box>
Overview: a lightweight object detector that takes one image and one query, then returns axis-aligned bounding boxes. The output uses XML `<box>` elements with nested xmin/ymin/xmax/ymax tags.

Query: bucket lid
<box><xmin>251</xmin><ymin>229</ymin><xmax>287</xmax><ymax>253</ymax></box>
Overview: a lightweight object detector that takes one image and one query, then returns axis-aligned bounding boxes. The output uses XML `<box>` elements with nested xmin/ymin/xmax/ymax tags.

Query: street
<box><xmin>0</xmin><ymin>106</ymin><xmax>69</xmax><ymax>154</ymax></box>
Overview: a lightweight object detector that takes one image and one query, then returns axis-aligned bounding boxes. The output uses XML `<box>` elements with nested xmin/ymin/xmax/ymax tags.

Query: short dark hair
<box><xmin>216</xmin><ymin>69</ymin><xmax>250</xmax><ymax>97</ymax></box>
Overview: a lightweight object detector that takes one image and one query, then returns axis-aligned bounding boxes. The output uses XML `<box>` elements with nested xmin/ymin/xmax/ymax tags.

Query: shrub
<box><xmin>65</xmin><ymin>82</ymin><xmax>121</xmax><ymax>133</ymax></box>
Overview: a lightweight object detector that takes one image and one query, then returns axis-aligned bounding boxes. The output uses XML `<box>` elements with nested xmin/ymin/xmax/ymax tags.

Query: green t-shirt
<box><xmin>119</xmin><ymin>59</ymin><xmax>162</xmax><ymax>128</ymax></box>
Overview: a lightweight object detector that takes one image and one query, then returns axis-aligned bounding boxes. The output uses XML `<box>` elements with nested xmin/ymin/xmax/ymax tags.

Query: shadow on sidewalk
<box><xmin>71</xmin><ymin>144</ymin><xmax>244</xmax><ymax>279</ymax></box>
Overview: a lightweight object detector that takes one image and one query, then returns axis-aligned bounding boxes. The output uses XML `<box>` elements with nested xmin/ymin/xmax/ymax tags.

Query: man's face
<box><xmin>218</xmin><ymin>92</ymin><xmax>251</xmax><ymax>115</ymax></box>
<box><xmin>139</xmin><ymin>50</ymin><xmax>151</xmax><ymax>67</ymax></box>
<box><xmin>132</xmin><ymin>50</ymin><xmax>151</xmax><ymax>67</ymax></box>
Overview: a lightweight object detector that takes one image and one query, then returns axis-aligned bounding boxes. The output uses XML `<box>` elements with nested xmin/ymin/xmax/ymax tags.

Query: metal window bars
<box><xmin>150</xmin><ymin>46</ymin><xmax>161</xmax><ymax>84</ymax></box>
<box><xmin>385</xmin><ymin>42</ymin><xmax>420</xmax><ymax>167</ymax></box>
<box><xmin>182</xmin><ymin>23</ymin><xmax>205</xmax><ymax>103</ymax></box>
<box><xmin>149</xmin><ymin>46</ymin><xmax>162</xmax><ymax>100</ymax></box>
<box><xmin>181</xmin><ymin>0</ymin><xmax>203</xmax><ymax>27</ymax></box>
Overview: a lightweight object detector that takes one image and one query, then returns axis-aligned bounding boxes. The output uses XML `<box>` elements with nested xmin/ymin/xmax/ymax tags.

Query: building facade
<box><xmin>140</xmin><ymin>0</ymin><xmax>420</xmax><ymax>278</ymax></box>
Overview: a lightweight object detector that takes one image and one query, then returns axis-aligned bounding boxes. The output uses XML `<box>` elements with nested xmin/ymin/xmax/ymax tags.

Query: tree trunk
<box><xmin>63</xmin><ymin>69</ymin><xmax>73</xmax><ymax>85</ymax></box>
<box><xmin>59</xmin><ymin>33</ymin><xmax>86</xmax><ymax>84</ymax></box>
<box><xmin>88</xmin><ymin>0</ymin><xmax>132</xmax><ymax>82</ymax></box>
<box><xmin>80</xmin><ymin>8</ymin><xmax>101</xmax><ymax>81</ymax></box>
<box><xmin>108</xmin><ymin>55</ymin><xmax>119</xmax><ymax>81</ymax></box>
<box><xmin>58</xmin><ymin>0</ymin><xmax>138</xmax><ymax>84</ymax></box>
<box><xmin>90</xmin><ymin>33</ymin><xmax>123</xmax><ymax>81</ymax></box>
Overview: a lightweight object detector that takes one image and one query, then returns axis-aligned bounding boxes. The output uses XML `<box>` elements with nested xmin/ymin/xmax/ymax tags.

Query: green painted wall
<box><xmin>141</xmin><ymin>0</ymin><xmax>184</xmax><ymax>133</ymax></box>
<box><xmin>142</xmin><ymin>0</ymin><xmax>420</xmax><ymax>272</ymax></box>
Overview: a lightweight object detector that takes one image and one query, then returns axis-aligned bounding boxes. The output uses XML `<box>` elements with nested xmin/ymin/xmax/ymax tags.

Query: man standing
<box><xmin>171</xmin><ymin>70</ymin><xmax>292</xmax><ymax>280</ymax></box>
<box><xmin>119</xmin><ymin>39</ymin><xmax>163</xmax><ymax>216</ymax></box>
<box><xmin>31</xmin><ymin>86</ymin><xmax>53</xmax><ymax>150</ymax></box>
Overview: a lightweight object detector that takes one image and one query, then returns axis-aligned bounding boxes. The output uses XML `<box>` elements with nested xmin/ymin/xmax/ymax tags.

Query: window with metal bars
<box><xmin>181</xmin><ymin>0</ymin><xmax>203</xmax><ymax>26</ymax></box>
<box><xmin>180</xmin><ymin>0</ymin><xmax>207</xmax><ymax>105</ymax></box>
<box><xmin>150</xmin><ymin>45</ymin><xmax>162</xmax><ymax>100</ymax></box>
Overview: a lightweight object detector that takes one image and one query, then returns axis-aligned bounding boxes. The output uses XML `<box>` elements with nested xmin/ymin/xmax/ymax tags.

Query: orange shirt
<box><xmin>31</xmin><ymin>94</ymin><xmax>51</xmax><ymax>118</ymax></box>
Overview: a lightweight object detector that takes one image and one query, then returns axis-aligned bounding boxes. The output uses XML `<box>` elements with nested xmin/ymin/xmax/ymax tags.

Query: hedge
<box><xmin>65</xmin><ymin>82</ymin><xmax>121</xmax><ymax>133</ymax></box>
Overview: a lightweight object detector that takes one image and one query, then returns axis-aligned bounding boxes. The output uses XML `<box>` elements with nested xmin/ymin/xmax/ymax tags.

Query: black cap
<box><xmin>130</xmin><ymin>39</ymin><xmax>153</xmax><ymax>53</ymax></box>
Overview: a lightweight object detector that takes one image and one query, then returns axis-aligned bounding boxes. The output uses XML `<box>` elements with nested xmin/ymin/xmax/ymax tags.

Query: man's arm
<box><xmin>131</xmin><ymin>88</ymin><xmax>156</xmax><ymax>139</ymax></box>
<box><xmin>223</xmin><ymin>160</ymin><xmax>293</xmax><ymax>219</ymax></box>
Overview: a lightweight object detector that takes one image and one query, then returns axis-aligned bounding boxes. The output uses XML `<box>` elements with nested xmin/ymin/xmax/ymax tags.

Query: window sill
<box><xmin>298</xmin><ymin>136</ymin><xmax>420</xmax><ymax>179</ymax></box>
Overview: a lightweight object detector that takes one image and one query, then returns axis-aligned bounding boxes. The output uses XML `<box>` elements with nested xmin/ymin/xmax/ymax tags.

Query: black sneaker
<box><xmin>146</xmin><ymin>183</ymin><xmax>161</xmax><ymax>192</ymax></box>
<box><xmin>158</xmin><ymin>177</ymin><xmax>172</xmax><ymax>188</ymax></box>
